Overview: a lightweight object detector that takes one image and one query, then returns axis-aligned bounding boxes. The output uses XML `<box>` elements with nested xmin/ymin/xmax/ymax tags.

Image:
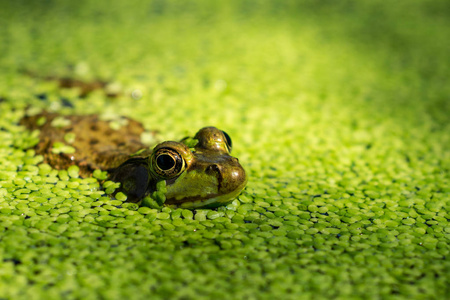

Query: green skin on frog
<box><xmin>108</xmin><ymin>127</ymin><xmax>247</xmax><ymax>209</ymax></box>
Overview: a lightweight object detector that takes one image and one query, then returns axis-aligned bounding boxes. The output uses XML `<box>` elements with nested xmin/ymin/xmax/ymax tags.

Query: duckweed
<box><xmin>51</xmin><ymin>142</ymin><xmax>76</xmax><ymax>154</ymax></box>
<box><xmin>0</xmin><ymin>0</ymin><xmax>449</xmax><ymax>299</ymax></box>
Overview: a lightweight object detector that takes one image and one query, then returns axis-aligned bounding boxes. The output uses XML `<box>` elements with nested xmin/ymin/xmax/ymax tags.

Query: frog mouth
<box><xmin>165</xmin><ymin>185</ymin><xmax>246</xmax><ymax>209</ymax></box>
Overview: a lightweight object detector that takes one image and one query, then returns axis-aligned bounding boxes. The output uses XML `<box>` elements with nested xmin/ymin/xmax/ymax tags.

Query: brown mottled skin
<box><xmin>20</xmin><ymin>111</ymin><xmax>154</xmax><ymax>177</ymax></box>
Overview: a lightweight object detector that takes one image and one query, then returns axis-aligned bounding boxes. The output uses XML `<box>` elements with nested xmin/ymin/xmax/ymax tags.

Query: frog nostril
<box><xmin>206</xmin><ymin>164</ymin><xmax>221</xmax><ymax>175</ymax></box>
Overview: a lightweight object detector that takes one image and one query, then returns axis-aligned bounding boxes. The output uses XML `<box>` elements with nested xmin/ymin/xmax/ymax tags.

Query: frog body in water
<box><xmin>21</xmin><ymin>112</ymin><xmax>247</xmax><ymax>208</ymax></box>
<box><xmin>21</xmin><ymin>112</ymin><xmax>149</xmax><ymax>175</ymax></box>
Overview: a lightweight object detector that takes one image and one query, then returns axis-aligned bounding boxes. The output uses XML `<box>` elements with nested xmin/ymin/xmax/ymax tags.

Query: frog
<box><xmin>20</xmin><ymin>111</ymin><xmax>247</xmax><ymax>208</ymax></box>
<box><xmin>109</xmin><ymin>127</ymin><xmax>247</xmax><ymax>208</ymax></box>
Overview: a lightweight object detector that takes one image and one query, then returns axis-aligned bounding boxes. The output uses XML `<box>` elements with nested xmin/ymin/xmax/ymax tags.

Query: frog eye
<box><xmin>152</xmin><ymin>148</ymin><xmax>186</xmax><ymax>178</ymax></box>
<box><xmin>222</xmin><ymin>130</ymin><xmax>232</xmax><ymax>153</ymax></box>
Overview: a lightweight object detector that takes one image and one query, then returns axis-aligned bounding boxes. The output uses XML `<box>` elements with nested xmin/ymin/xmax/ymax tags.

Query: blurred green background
<box><xmin>0</xmin><ymin>0</ymin><xmax>449</xmax><ymax>299</ymax></box>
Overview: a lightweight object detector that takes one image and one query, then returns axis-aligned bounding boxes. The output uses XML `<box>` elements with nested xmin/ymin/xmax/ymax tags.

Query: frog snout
<box><xmin>205</xmin><ymin>161</ymin><xmax>246</xmax><ymax>194</ymax></box>
<box><xmin>225</xmin><ymin>164</ymin><xmax>247</xmax><ymax>192</ymax></box>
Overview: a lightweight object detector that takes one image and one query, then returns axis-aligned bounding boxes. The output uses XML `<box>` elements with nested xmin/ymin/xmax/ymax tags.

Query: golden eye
<box><xmin>152</xmin><ymin>148</ymin><xmax>185</xmax><ymax>178</ymax></box>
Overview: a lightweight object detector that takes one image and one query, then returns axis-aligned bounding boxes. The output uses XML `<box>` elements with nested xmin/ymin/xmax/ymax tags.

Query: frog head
<box><xmin>148</xmin><ymin>127</ymin><xmax>247</xmax><ymax>208</ymax></box>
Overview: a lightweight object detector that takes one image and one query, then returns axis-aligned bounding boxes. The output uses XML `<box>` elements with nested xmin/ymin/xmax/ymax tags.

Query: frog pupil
<box><xmin>157</xmin><ymin>154</ymin><xmax>175</xmax><ymax>170</ymax></box>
